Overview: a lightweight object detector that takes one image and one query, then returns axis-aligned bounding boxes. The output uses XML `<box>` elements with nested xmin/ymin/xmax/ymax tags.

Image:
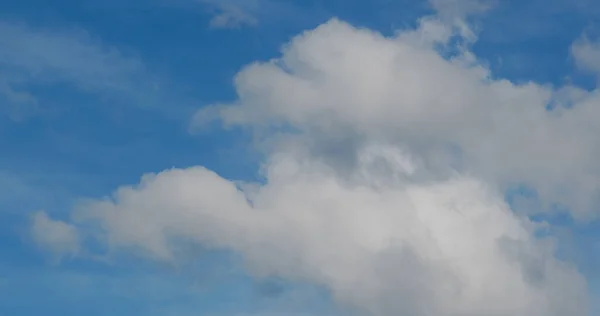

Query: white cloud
<box><xmin>209</xmin><ymin>4</ymin><xmax>258</xmax><ymax>29</ymax></box>
<box><xmin>572</xmin><ymin>35</ymin><xmax>600</xmax><ymax>77</ymax></box>
<box><xmin>33</xmin><ymin>10</ymin><xmax>596</xmax><ymax>316</ymax></box>
<box><xmin>429</xmin><ymin>0</ymin><xmax>495</xmax><ymax>19</ymax></box>
<box><xmin>197</xmin><ymin>0</ymin><xmax>260</xmax><ymax>29</ymax></box>
<box><xmin>39</xmin><ymin>145</ymin><xmax>587</xmax><ymax>315</ymax></box>
<box><xmin>196</xmin><ymin>0</ymin><xmax>308</xmax><ymax>30</ymax></box>
<box><xmin>195</xmin><ymin>17</ymin><xmax>600</xmax><ymax>219</ymax></box>
<box><xmin>0</xmin><ymin>78</ymin><xmax>38</xmax><ymax>121</ymax></box>
<box><xmin>31</xmin><ymin>211</ymin><xmax>79</xmax><ymax>259</ymax></box>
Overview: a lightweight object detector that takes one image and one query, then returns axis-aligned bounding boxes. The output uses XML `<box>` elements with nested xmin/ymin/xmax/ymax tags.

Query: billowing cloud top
<box><xmin>195</xmin><ymin>17</ymin><xmax>600</xmax><ymax>220</ymax></box>
<box><xmin>34</xmin><ymin>8</ymin><xmax>599</xmax><ymax>316</ymax></box>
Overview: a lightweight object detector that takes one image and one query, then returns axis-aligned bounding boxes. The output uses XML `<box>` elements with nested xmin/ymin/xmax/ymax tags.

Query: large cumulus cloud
<box><xmin>41</xmin><ymin>146</ymin><xmax>587</xmax><ymax>316</ymax></box>
<box><xmin>34</xmin><ymin>8</ymin><xmax>596</xmax><ymax>316</ymax></box>
<box><xmin>195</xmin><ymin>17</ymin><xmax>600</xmax><ymax>219</ymax></box>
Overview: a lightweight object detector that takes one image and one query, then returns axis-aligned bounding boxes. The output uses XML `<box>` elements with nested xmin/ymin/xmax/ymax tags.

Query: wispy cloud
<box><xmin>429</xmin><ymin>0</ymin><xmax>496</xmax><ymax>19</ymax></box>
<box><xmin>0</xmin><ymin>77</ymin><xmax>38</xmax><ymax>121</ymax></box>
<box><xmin>194</xmin><ymin>0</ymin><xmax>260</xmax><ymax>29</ymax></box>
<box><xmin>194</xmin><ymin>0</ymin><xmax>313</xmax><ymax>30</ymax></box>
<box><xmin>0</xmin><ymin>20</ymin><xmax>166</xmax><ymax>119</ymax></box>
<box><xmin>572</xmin><ymin>35</ymin><xmax>600</xmax><ymax>78</ymax></box>
<box><xmin>208</xmin><ymin>3</ymin><xmax>259</xmax><ymax>29</ymax></box>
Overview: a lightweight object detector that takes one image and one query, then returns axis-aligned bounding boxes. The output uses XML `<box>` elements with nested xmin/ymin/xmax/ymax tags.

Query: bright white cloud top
<box><xmin>34</xmin><ymin>4</ymin><xmax>599</xmax><ymax>316</ymax></box>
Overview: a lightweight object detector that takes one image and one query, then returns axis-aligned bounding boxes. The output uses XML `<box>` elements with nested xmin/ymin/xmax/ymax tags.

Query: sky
<box><xmin>1</xmin><ymin>0</ymin><xmax>600</xmax><ymax>315</ymax></box>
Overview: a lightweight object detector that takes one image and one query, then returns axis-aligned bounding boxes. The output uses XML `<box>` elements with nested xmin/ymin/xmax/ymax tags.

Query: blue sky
<box><xmin>1</xmin><ymin>0</ymin><xmax>600</xmax><ymax>315</ymax></box>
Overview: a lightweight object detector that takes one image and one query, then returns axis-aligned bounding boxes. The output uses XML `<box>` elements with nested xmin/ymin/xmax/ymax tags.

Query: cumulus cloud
<box><xmin>31</xmin><ymin>211</ymin><xmax>79</xmax><ymax>259</ymax></box>
<box><xmin>572</xmin><ymin>35</ymin><xmax>600</xmax><ymax>78</ymax></box>
<box><xmin>195</xmin><ymin>18</ymin><xmax>600</xmax><ymax>219</ymax></box>
<box><xmin>33</xmin><ymin>9</ymin><xmax>596</xmax><ymax>316</ymax></box>
<box><xmin>40</xmin><ymin>146</ymin><xmax>587</xmax><ymax>315</ymax></box>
